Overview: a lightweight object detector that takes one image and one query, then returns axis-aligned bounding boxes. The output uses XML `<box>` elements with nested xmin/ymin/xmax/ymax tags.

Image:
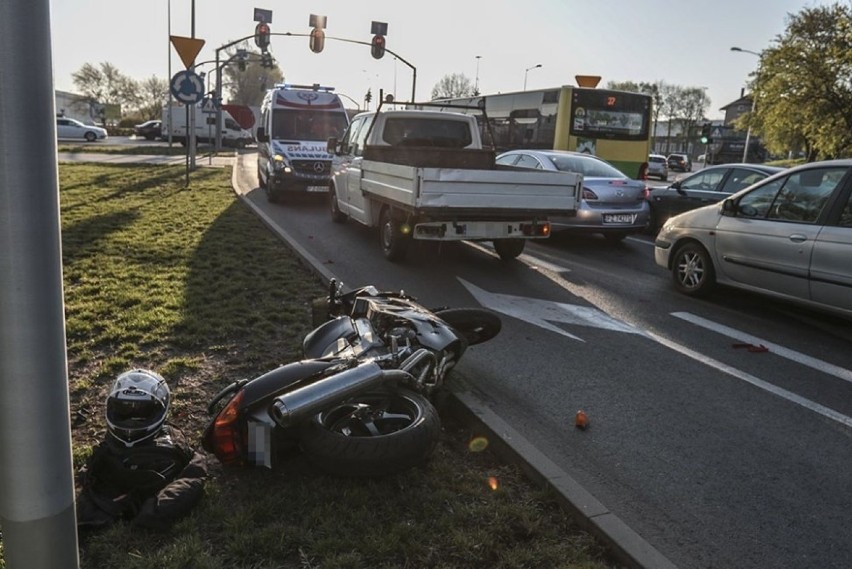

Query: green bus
<box><xmin>432</xmin><ymin>85</ymin><xmax>653</xmax><ymax>179</ymax></box>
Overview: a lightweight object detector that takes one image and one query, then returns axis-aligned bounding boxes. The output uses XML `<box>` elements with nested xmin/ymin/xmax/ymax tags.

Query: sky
<box><xmin>49</xmin><ymin>0</ymin><xmax>841</xmax><ymax>119</ymax></box>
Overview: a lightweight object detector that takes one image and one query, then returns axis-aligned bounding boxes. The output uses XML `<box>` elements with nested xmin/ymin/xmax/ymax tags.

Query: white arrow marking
<box><xmin>457</xmin><ymin>278</ymin><xmax>644</xmax><ymax>341</ymax></box>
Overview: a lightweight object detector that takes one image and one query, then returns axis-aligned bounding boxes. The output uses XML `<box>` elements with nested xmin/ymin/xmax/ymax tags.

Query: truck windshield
<box><xmin>271</xmin><ymin>109</ymin><xmax>349</xmax><ymax>141</ymax></box>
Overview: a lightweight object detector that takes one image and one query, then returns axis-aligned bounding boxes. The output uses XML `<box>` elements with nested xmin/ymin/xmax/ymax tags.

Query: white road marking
<box><xmin>456</xmin><ymin>279</ymin><xmax>852</xmax><ymax>429</ymax></box>
<box><xmin>519</xmin><ymin>254</ymin><xmax>572</xmax><ymax>274</ymax></box>
<box><xmin>672</xmin><ymin>312</ymin><xmax>852</xmax><ymax>385</ymax></box>
<box><xmin>646</xmin><ymin>330</ymin><xmax>852</xmax><ymax>429</ymax></box>
<box><xmin>465</xmin><ymin>241</ymin><xmax>572</xmax><ymax>273</ymax></box>
<box><xmin>457</xmin><ymin>278</ymin><xmax>644</xmax><ymax>341</ymax></box>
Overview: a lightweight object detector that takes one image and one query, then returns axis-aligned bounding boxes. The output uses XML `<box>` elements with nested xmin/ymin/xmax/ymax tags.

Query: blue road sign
<box><xmin>170</xmin><ymin>70</ymin><xmax>205</xmax><ymax>105</ymax></box>
<box><xmin>200</xmin><ymin>96</ymin><xmax>220</xmax><ymax>113</ymax></box>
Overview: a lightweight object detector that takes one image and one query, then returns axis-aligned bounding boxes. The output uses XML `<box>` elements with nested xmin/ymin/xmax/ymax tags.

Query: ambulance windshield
<box><xmin>271</xmin><ymin>109</ymin><xmax>349</xmax><ymax>141</ymax></box>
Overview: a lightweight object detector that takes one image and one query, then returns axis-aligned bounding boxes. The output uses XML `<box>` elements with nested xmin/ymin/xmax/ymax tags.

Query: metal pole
<box><xmin>730</xmin><ymin>47</ymin><xmax>760</xmax><ymax>163</ymax></box>
<box><xmin>742</xmin><ymin>98</ymin><xmax>755</xmax><ymax>163</ymax></box>
<box><xmin>215</xmin><ymin>47</ymin><xmax>223</xmax><ymax>152</ymax></box>
<box><xmin>475</xmin><ymin>55</ymin><xmax>481</xmax><ymax>93</ymax></box>
<box><xmin>0</xmin><ymin>1</ymin><xmax>80</xmax><ymax>567</ymax></box>
<box><xmin>188</xmin><ymin>0</ymin><xmax>197</xmax><ymax>170</ymax></box>
<box><xmin>167</xmin><ymin>0</ymin><xmax>173</xmax><ymax>147</ymax></box>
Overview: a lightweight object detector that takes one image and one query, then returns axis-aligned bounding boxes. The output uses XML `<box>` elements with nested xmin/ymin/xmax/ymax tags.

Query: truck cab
<box><xmin>255</xmin><ymin>84</ymin><xmax>350</xmax><ymax>203</ymax></box>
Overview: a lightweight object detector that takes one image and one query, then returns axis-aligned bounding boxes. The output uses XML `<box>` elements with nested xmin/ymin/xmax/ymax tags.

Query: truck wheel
<box><xmin>493</xmin><ymin>238</ymin><xmax>525</xmax><ymax>261</ymax></box>
<box><xmin>266</xmin><ymin>189</ymin><xmax>281</xmax><ymax>204</ymax></box>
<box><xmin>379</xmin><ymin>207</ymin><xmax>409</xmax><ymax>262</ymax></box>
<box><xmin>330</xmin><ymin>187</ymin><xmax>346</xmax><ymax>223</ymax></box>
<box><xmin>257</xmin><ymin>165</ymin><xmax>267</xmax><ymax>190</ymax></box>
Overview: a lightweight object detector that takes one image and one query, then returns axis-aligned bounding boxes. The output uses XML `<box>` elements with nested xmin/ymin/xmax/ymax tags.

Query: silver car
<box><xmin>56</xmin><ymin>117</ymin><xmax>108</xmax><ymax>142</ymax></box>
<box><xmin>655</xmin><ymin>160</ymin><xmax>852</xmax><ymax>319</ymax></box>
<box><xmin>496</xmin><ymin>149</ymin><xmax>650</xmax><ymax>242</ymax></box>
<box><xmin>647</xmin><ymin>154</ymin><xmax>669</xmax><ymax>181</ymax></box>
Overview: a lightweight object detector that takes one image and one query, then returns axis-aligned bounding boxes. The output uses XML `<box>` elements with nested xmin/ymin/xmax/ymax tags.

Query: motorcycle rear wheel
<box><xmin>434</xmin><ymin>308</ymin><xmax>502</xmax><ymax>346</ymax></box>
<box><xmin>298</xmin><ymin>388</ymin><xmax>440</xmax><ymax>477</ymax></box>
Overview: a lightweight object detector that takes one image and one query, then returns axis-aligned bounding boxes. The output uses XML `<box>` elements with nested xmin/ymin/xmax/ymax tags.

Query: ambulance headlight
<box><xmin>273</xmin><ymin>154</ymin><xmax>291</xmax><ymax>173</ymax></box>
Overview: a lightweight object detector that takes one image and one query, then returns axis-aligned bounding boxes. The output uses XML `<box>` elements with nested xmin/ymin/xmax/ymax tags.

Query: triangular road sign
<box><xmin>170</xmin><ymin>35</ymin><xmax>205</xmax><ymax>69</ymax></box>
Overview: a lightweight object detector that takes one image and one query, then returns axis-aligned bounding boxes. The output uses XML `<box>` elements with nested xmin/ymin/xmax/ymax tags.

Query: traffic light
<box><xmin>309</xmin><ymin>14</ymin><xmax>326</xmax><ymax>54</ymax></box>
<box><xmin>700</xmin><ymin>122</ymin><xmax>712</xmax><ymax>144</ymax></box>
<box><xmin>371</xmin><ymin>34</ymin><xmax>386</xmax><ymax>59</ymax></box>
<box><xmin>255</xmin><ymin>22</ymin><xmax>270</xmax><ymax>50</ymax></box>
<box><xmin>261</xmin><ymin>52</ymin><xmax>274</xmax><ymax>69</ymax></box>
<box><xmin>310</xmin><ymin>28</ymin><xmax>325</xmax><ymax>53</ymax></box>
<box><xmin>365</xmin><ymin>89</ymin><xmax>372</xmax><ymax>104</ymax></box>
<box><xmin>238</xmin><ymin>59</ymin><xmax>246</xmax><ymax>71</ymax></box>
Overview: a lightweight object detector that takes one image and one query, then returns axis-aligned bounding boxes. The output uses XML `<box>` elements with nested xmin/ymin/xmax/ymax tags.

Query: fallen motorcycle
<box><xmin>202</xmin><ymin>280</ymin><xmax>501</xmax><ymax>476</ymax></box>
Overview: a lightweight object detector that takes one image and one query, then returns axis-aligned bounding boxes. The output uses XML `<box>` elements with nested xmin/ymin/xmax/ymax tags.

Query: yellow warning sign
<box><xmin>575</xmin><ymin>75</ymin><xmax>602</xmax><ymax>88</ymax></box>
<box><xmin>170</xmin><ymin>35</ymin><xmax>206</xmax><ymax>69</ymax></box>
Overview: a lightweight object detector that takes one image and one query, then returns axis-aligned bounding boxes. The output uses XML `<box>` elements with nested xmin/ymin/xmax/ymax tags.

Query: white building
<box><xmin>55</xmin><ymin>90</ymin><xmax>103</xmax><ymax>125</ymax></box>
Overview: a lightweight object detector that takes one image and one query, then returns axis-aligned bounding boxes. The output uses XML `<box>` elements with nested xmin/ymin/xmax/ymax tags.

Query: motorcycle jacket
<box><xmin>76</xmin><ymin>425</ymin><xmax>208</xmax><ymax>530</ymax></box>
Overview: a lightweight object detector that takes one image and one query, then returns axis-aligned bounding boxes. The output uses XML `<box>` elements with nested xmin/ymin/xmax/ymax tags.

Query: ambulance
<box><xmin>256</xmin><ymin>84</ymin><xmax>350</xmax><ymax>203</ymax></box>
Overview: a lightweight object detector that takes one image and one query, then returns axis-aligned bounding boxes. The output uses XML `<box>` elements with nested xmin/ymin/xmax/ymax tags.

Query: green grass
<box><xmin>58</xmin><ymin>144</ymin><xmax>231</xmax><ymax>156</ymax></box>
<box><xmin>0</xmin><ymin>163</ymin><xmax>618</xmax><ymax>569</ymax></box>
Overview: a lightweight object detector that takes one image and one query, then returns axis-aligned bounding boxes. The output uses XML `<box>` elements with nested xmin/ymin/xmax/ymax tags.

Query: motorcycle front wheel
<box><xmin>298</xmin><ymin>387</ymin><xmax>440</xmax><ymax>477</ymax></box>
<box><xmin>434</xmin><ymin>308</ymin><xmax>502</xmax><ymax>346</ymax></box>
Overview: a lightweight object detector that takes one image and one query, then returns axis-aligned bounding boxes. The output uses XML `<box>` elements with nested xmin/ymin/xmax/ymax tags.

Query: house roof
<box><xmin>720</xmin><ymin>95</ymin><xmax>752</xmax><ymax>111</ymax></box>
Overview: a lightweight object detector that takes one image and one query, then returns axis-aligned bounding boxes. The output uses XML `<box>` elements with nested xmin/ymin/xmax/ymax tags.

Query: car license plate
<box><xmin>602</xmin><ymin>213</ymin><xmax>638</xmax><ymax>224</ymax></box>
<box><xmin>306</xmin><ymin>186</ymin><xmax>327</xmax><ymax>192</ymax></box>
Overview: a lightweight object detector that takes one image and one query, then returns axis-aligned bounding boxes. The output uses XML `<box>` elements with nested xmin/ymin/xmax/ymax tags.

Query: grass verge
<box><xmin>1</xmin><ymin>163</ymin><xmax>619</xmax><ymax>569</ymax></box>
<box><xmin>57</xmin><ymin>144</ymin><xmax>234</xmax><ymax>156</ymax></box>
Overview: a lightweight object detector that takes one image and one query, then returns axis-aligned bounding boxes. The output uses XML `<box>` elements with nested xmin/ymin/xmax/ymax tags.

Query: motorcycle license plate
<box><xmin>306</xmin><ymin>186</ymin><xmax>327</xmax><ymax>192</ymax></box>
<box><xmin>602</xmin><ymin>213</ymin><xmax>638</xmax><ymax>224</ymax></box>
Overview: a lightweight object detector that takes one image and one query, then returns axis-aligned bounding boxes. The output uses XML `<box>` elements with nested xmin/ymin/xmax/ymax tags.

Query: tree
<box><xmin>221</xmin><ymin>42</ymin><xmax>283</xmax><ymax>106</ymax></box>
<box><xmin>137</xmin><ymin>76</ymin><xmax>168</xmax><ymax>120</ymax></box>
<box><xmin>755</xmin><ymin>2</ymin><xmax>852</xmax><ymax>160</ymax></box>
<box><xmin>430</xmin><ymin>73</ymin><xmax>475</xmax><ymax>100</ymax></box>
<box><xmin>71</xmin><ymin>62</ymin><xmax>137</xmax><ymax>124</ymax></box>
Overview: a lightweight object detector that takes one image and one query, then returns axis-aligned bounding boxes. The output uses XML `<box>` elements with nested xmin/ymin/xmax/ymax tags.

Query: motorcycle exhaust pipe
<box><xmin>269</xmin><ymin>361</ymin><xmax>412</xmax><ymax>428</ymax></box>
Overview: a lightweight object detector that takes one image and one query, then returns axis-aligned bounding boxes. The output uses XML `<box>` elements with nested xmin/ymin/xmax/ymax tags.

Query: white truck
<box><xmin>161</xmin><ymin>104</ymin><xmax>253</xmax><ymax>148</ymax></box>
<box><xmin>327</xmin><ymin>108</ymin><xmax>582</xmax><ymax>261</ymax></box>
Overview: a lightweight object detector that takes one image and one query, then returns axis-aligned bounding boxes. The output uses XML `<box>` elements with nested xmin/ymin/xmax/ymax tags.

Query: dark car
<box><xmin>134</xmin><ymin>120</ymin><xmax>162</xmax><ymax>140</ymax></box>
<box><xmin>646</xmin><ymin>163</ymin><xmax>783</xmax><ymax>232</ymax></box>
<box><xmin>667</xmin><ymin>153</ymin><xmax>692</xmax><ymax>172</ymax></box>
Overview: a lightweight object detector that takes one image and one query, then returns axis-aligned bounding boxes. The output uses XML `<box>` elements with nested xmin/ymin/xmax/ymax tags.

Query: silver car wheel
<box><xmin>672</xmin><ymin>242</ymin><xmax>715</xmax><ymax>297</ymax></box>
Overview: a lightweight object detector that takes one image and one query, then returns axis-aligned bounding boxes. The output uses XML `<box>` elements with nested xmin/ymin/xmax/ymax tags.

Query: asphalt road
<box><xmin>229</xmin><ymin>152</ymin><xmax>852</xmax><ymax>569</ymax></box>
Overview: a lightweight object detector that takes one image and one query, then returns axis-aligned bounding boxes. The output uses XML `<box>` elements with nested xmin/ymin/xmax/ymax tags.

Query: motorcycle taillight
<box><xmin>210</xmin><ymin>390</ymin><xmax>246</xmax><ymax>465</ymax></box>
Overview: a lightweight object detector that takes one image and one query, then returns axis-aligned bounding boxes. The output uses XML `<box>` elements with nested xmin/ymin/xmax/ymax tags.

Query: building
<box><xmin>55</xmin><ymin>90</ymin><xmax>103</xmax><ymax>125</ymax></box>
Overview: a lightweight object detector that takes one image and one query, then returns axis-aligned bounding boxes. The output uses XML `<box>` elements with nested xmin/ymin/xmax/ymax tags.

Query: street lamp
<box><xmin>524</xmin><ymin>63</ymin><xmax>542</xmax><ymax>91</ymax></box>
<box><xmin>730</xmin><ymin>46</ymin><xmax>761</xmax><ymax>163</ymax></box>
<box><xmin>475</xmin><ymin>55</ymin><xmax>482</xmax><ymax>94</ymax></box>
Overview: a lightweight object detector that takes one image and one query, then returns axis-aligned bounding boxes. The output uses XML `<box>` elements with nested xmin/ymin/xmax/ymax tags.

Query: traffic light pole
<box><xmin>278</xmin><ymin>32</ymin><xmax>417</xmax><ymax>103</ymax></box>
<box><xmin>214</xmin><ymin>34</ymin><xmax>255</xmax><ymax>151</ymax></box>
<box><xmin>211</xmin><ymin>30</ymin><xmax>418</xmax><ymax>151</ymax></box>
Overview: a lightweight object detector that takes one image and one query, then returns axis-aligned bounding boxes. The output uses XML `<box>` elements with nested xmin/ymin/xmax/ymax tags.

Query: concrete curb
<box><xmin>229</xmin><ymin>152</ymin><xmax>678</xmax><ymax>569</ymax></box>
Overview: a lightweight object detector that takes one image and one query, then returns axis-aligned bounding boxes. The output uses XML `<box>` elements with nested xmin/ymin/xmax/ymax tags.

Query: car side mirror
<box><xmin>326</xmin><ymin>136</ymin><xmax>338</xmax><ymax>154</ymax></box>
<box><xmin>256</xmin><ymin>127</ymin><xmax>268</xmax><ymax>143</ymax></box>
<box><xmin>721</xmin><ymin>199</ymin><xmax>738</xmax><ymax>216</ymax></box>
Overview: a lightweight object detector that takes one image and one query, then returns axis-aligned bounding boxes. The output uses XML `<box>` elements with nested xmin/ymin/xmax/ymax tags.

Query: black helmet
<box><xmin>105</xmin><ymin>369</ymin><xmax>170</xmax><ymax>447</ymax></box>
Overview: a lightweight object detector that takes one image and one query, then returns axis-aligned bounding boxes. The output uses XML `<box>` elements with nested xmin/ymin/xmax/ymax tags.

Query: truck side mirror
<box><xmin>256</xmin><ymin>127</ymin><xmax>268</xmax><ymax>143</ymax></box>
<box><xmin>326</xmin><ymin>136</ymin><xmax>338</xmax><ymax>154</ymax></box>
